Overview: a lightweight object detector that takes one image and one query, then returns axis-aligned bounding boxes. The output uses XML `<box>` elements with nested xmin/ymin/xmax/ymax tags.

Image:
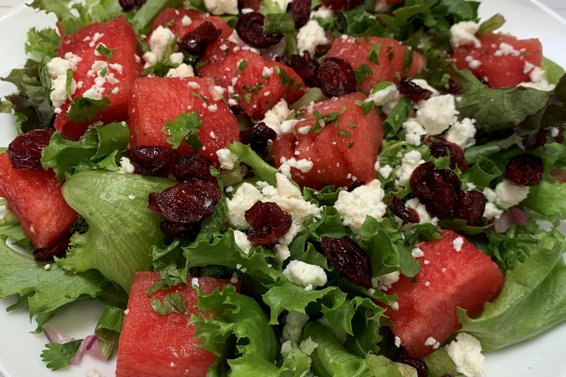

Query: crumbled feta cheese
<box><xmin>523</xmin><ymin>61</ymin><xmax>535</xmax><ymax>74</ymax></box>
<box><xmin>415</xmin><ymin>95</ymin><xmax>458</xmax><ymax>135</ymax></box>
<box><xmin>494</xmin><ymin>180</ymin><xmax>530</xmax><ymax>209</ymax></box>
<box><xmin>262</xmin><ymin>66</ymin><xmax>274</xmax><ymax>78</ymax></box>
<box><xmin>453</xmin><ymin>237</ymin><xmax>464</xmax><ymax>252</ymax></box>
<box><xmin>396</xmin><ymin>150</ymin><xmax>424</xmax><ymax>187</ymax></box>
<box><xmin>49</xmin><ymin>74</ymin><xmax>77</xmax><ymax>109</ymax></box>
<box><xmin>118</xmin><ymin>157</ymin><xmax>135</xmax><ymax>174</ymax></box>
<box><xmin>217</xmin><ymin>148</ymin><xmax>239</xmax><ymax>170</ymax></box>
<box><xmin>483</xmin><ymin>187</ymin><xmax>497</xmax><ymax>203</ymax></box>
<box><xmin>296</xmin><ymin>20</ymin><xmax>328</xmax><ymax>56</ymax></box>
<box><xmin>234</xmin><ymin>230</ymin><xmax>253</xmax><ymax>254</ymax></box>
<box><xmin>379</xmin><ymin>164</ymin><xmax>393</xmax><ymax>179</ymax></box>
<box><xmin>279</xmin><ymin>157</ymin><xmax>313</xmax><ymax>178</ymax></box>
<box><xmin>283</xmin><ymin>260</ymin><xmax>328</xmax><ymax>289</ymax></box>
<box><xmin>412</xmin><ymin>247</ymin><xmax>424</xmax><ymax>258</ymax></box>
<box><xmin>128</xmin><ymin>195</ymin><xmax>136</xmax><ymax>200</ymax></box>
<box><xmin>494</xmin><ymin>42</ymin><xmax>520</xmax><ymax>57</ymax></box>
<box><xmin>300</xmin><ymin>337</ymin><xmax>318</xmax><ymax>355</ymax></box>
<box><xmin>403</xmin><ymin>118</ymin><xmax>427</xmax><ymax>146</ymax></box>
<box><xmin>274</xmin><ymin>244</ymin><xmax>291</xmax><ymax>261</ymax></box>
<box><xmin>262</xmin><ymin>99</ymin><xmax>291</xmax><ymax>134</ymax></box>
<box><xmin>394</xmin><ymin>336</ymin><xmax>401</xmax><ymax>348</ymax></box>
<box><xmin>310</xmin><ymin>6</ymin><xmax>334</xmax><ymax>19</ymax></box>
<box><xmin>228</xmin><ymin>30</ymin><xmax>260</xmax><ymax>54</ymax></box>
<box><xmin>334</xmin><ymin>180</ymin><xmax>387</xmax><ymax>234</ymax></box>
<box><xmin>424</xmin><ymin>336</ymin><xmax>441</xmax><ymax>349</ymax></box>
<box><xmin>282</xmin><ymin>311</ymin><xmax>310</xmax><ymax>345</ymax></box>
<box><xmin>406</xmin><ymin>198</ymin><xmax>439</xmax><ymax>225</ymax></box>
<box><xmin>169</xmin><ymin>52</ymin><xmax>184</xmax><ymax>65</ymax></box>
<box><xmin>446</xmin><ymin>118</ymin><xmax>476</xmax><ymax>148</ymax></box>
<box><xmin>208</xmin><ymin>104</ymin><xmax>218</xmax><ymax>112</ymax></box>
<box><xmin>445</xmin><ymin>333</ymin><xmax>487</xmax><ymax>377</ymax></box>
<box><xmin>412</xmin><ymin>79</ymin><xmax>438</xmax><ymax>96</ymax></box>
<box><xmin>166</xmin><ymin>63</ymin><xmax>195</xmax><ymax>78</ymax></box>
<box><xmin>88</xmin><ymin>32</ymin><xmax>104</xmax><ymax>48</ymax></box>
<box><xmin>241</xmin><ymin>7</ymin><xmax>253</xmax><ymax>13</ymax></box>
<box><xmin>181</xmin><ymin>15</ymin><xmax>192</xmax><ymax>26</ymax></box>
<box><xmin>204</xmin><ymin>0</ymin><xmax>238</xmax><ymax>16</ymax></box>
<box><xmin>44</xmin><ymin>264</ymin><xmax>51</xmax><ymax>270</ymax></box>
<box><xmin>372</xmin><ymin>271</ymin><xmax>400</xmax><ymax>291</ymax></box>
<box><xmin>188</xmin><ymin>81</ymin><xmax>201</xmax><ymax>89</ymax></box>
<box><xmin>191</xmin><ymin>277</ymin><xmax>200</xmax><ymax>287</ymax></box>
<box><xmin>227</xmin><ymin>183</ymin><xmax>264</xmax><ymax>229</ymax></box>
<box><xmin>148</xmin><ymin>26</ymin><xmax>175</xmax><ymax>61</ymax></box>
<box><xmin>365</xmin><ymin>83</ymin><xmax>402</xmax><ymax>114</ymax></box>
<box><xmin>109</xmin><ymin>63</ymin><xmax>123</xmax><ymax>73</ymax></box>
<box><xmin>450</xmin><ymin>21</ymin><xmax>481</xmax><ymax>48</ymax></box>
<box><xmin>142</xmin><ymin>51</ymin><xmax>157</xmax><ymax>67</ymax></box>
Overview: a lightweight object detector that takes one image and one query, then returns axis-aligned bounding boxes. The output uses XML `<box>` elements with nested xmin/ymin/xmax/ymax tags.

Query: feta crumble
<box><xmin>453</xmin><ymin>237</ymin><xmax>464</xmax><ymax>252</ymax></box>
<box><xmin>396</xmin><ymin>150</ymin><xmax>425</xmax><ymax>187</ymax></box>
<box><xmin>446</xmin><ymin>118</ymin><xmax>477</xmax><ymax>148</ymax></box>
<box><xmin>450</xmin><ymin>21</ymin><xmax>481</xmax><ymax>48</ymax></box>
<box><xmin>334</xmin><ymin>179</ymin><xmax>387</xmax><ymax>234</ymax></box>
<box><xmin>445</xmin><ymin>333</ymin><xmax>487</xmax><ymax>377</ymax></box>
<box><xmin>296</xmin><ymin>20</ymin><xmax>328</xmax><ymax>56</ymax></box>
<box><xmin>204</xmin><ymin>0</ymin><xmax>238</xmax><ymax>15</ymax></box>
<box><xmin>283</xmin><ymin>260</ymin><xmax>327</xmax><ymax>289</ymax></box>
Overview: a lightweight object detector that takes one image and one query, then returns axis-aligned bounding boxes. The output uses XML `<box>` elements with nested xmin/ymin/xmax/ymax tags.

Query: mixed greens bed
<box><xmin>1</xmin><ymin>0</ymin><xmax>566</xmax><ymax>376</ymax></box>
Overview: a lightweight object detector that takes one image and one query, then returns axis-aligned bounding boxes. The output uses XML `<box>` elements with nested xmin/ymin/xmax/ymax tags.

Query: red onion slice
<box><xmin>69</xmin><ymin>334</ymin><xmax>98</xmax><ymax>365</ymax></box>
<box><xmin>42</xmin><ymin>325</ymin><xmax>74</xmax><ymax>344</ymax></box>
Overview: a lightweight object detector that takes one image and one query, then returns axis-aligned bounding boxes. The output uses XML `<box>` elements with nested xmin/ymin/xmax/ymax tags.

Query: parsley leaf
<box><xmin>163</xmin><ymin>112</ymin><xmax>204</xmax><ymax>150</ymax></box>
<box><xmin>301</xmin><ymin>106</ymin><xmax>347</xmax><ymax>132</ymax></box>
<box><xmin>368</xmin><ymin>43</ymin><xmax>381</xmax><ymax>65</ymax></box>
<box><xmin>151</xmin><ymin>291</ymin><xmax>189</xmax><ymax>315</ymax></box>
<box><xmin>67</xmin><ymin>97</ymin><xmax>111</xmax><ymax>124</ymax></box>
<box><xmin>96</xmin><ymin>44</ymin><xmax>116</xmax><ymax>61</ymax></box>
<box><xmin>236</xmin><ymin>59</ymin><xmax>248</xmax><ymax>76</ymax></box>
<box><xmin>354</xmin><ymin>64</ymin><xmax>373</xmax><ymax>85</ymax></box>
<box><xmin>41</xmin><ymin>340</ymin><xmax>83</xmax><ymax>371</ymax></box>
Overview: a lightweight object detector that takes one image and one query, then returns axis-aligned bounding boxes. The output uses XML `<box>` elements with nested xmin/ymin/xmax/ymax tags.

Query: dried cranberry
<box><xmin>397</xmin><ymin>78</ymin><xmax>433</xmax><ymax>102</ymax></box>
<box><xmin>33</xmin><ymin>237</ymin><xmax>70</xmax><ymax>261</ymax></box>
<box><xmin>397</xmin><ymin>358</ymin><xmax>428</xmax><ymax>377</ymax></box>
<box><xmin>236</xmin><ymin>12</ymin><xmax>283</xmax><ymax>49</ymax></box>
<box><xmin>160</xmin><ymin>221</ymin><xmax>195</xmax><ymax>238</ymax></box>
<box><xmin>387</xmin><ymin>195</ymin><xmax>420</xmax><ymax>223</ymax></box>
<box><xmin>7</xmin><ymin>129</ymin><xmax>53</xmax><ymax>170</ymax></box>
<box><xmin>550</xmin><ymin>169</ymin><xmax>566</xmax><ymax>183</ymax></box>
<box><xmin>129</xmin><ymin>146</ymin><xmax>179</xmax><ymax>176</ymax></box>
<box><xmin>119</xmin><ymin>0</ymin><xmax>146</xmax><ymax>11</ymax></box>
<box><xmin>505</xmin><ymin>154</ymin><xmax>543</xmax><ymax>186</ymax></box>
<box><xmin>456</xmin><ymin>190</ymin><xmax>486</xmax><ymax>227</ymax></box>
<box><xmin>177</xmin><ymin>21</ymin><xmax>222</xmax><ymax>56</ymax></box>
<box><xmin>410</xmin><ymin>162</ymin><xmax>461</xmax><ymax>220</ymax></box>
<box><xmin>427</xmin><ymin>136</ymin><xmax>469</xmax><ymax>172</ymax></box>
<box><xmin>317</xmin><ymin>57</ymin><xmax>357</xmax><ymax>98</ymax></box>
<box><xmin>148</xmin><ymin>180</ymin><xmax>218</xmax><ymax>223</ymax></box>
<box><xmin>448</xmin><ymin>78</ymin><xmax>463</xmax><ymax>95</ymax></box>
<box><xmin>276</xmin><ymin>51</ymin><xmax>320</xmax><ymax>87</ymax></box>
<box><xmin>172</xmin><ymin>152</ymin><xmax>215</xmax><ymax>182</ymax></box>
<box><xmin>245</xmin><ymin>201</ymin><xmax>292</xmax><ymax>245</ymax></box>
<box><xmin>321</xmin><ymin>236</ymin><xmax>372</xmax><ymax>288</ymax></box>
<box><xmin>240</xmin><ymin>122</ymin><xmax>277</xmax><ymax>151</ymax></box>
<box><xmin>187</xmin><ymin>178</ymin><xmax>222</xmax><ymax>204</ymax></box>
<box><xmin>288</xmin><ymin>0</ymin><xmax>311</xmax><ymax>28</ymax></box>
<box><xmin>321</xmin><ymin>0</ymin><xmax>363</xmax><ymax>11</ymax></box>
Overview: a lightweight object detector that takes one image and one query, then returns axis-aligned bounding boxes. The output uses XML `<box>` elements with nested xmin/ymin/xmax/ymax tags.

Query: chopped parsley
<box><xmin>236</xmin><ymin>59</ymin><xmax>248</xmax><ymax>76</ymax></box>
<box><xmin>151</xmin><ymin>291</ymin><xmax>189</xmax><ymax>315</ymax></box>
<box><xmin>95</xmin><ymin>43</ymin><xmax>116</xmax><ymax>61</ymax></box>
<box><xmin>67</xmin><ymin>97</ymin><xmax>111</xmax><ymax>124</ymax></box>
<box><xmin>163</xmin><ymin>111</ymin><xmax>204</xmax><ymax>150</ymax></box>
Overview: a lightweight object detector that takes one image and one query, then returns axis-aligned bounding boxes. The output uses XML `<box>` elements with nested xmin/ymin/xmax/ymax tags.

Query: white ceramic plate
<box><xmin>1</xmin><ymin>1</ymin><xmax>566</xmax><ymax>377</ymax></box>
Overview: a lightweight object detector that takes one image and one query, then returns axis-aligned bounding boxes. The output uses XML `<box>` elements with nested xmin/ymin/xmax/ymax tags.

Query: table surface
<box><xmin>1</xmin><ymin>0</ymin><xmax>565</xmax><ymax>18</ymax></box>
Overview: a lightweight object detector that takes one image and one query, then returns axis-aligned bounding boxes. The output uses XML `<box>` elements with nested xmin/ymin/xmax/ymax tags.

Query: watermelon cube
<box><xmin>325</xmin><ymin>36</ymin><xmax>426</xmax><ymax>94</ymax></box>
<box><xmin>272</xmin><ymin>92</ymin><xmax>384</xmax><ymax>189</ymax></box>
<box><xmin>383</xmin><ymin>230</ymin><xmax>505</xmax><ymax>359</ymax></box>
<box><xmin>54</xmin><ymin>16</ymin><xmax>143</xmax><ymax>140</ymax></box>
<box><xmin>128</xmin><ymin>76</ymin><xmax>240</xmax><ymax>165</ymax></box>
<box><xmin>199</xmin><ymin>39</ymin><xmax>306</xmax><ymax>120</ymax></box>
<box><xmin>452</xmin><ymin>32</ymin><xmax>543</xmax><ymax>89</ymax></box>
<box><xmin>0</xmin><ymin>153</ymin><xmax>78</xmax><ymax>249</ymax></box>
<box><xmin>116</xmin><ymin>272</ymin><xmax>237</xmax><ymax>377</ymax></box>
<box><xmin>150</xmin><ymin>8</ymin><xmax>233</xmax><ymax>39</ymax></box>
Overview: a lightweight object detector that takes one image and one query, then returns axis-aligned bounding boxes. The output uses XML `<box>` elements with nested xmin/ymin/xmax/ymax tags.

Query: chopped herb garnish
<box><xmin>369</xmin><ymin>43</ymin><xmax>382</xmax><ymax>65</ymax></box>
<box><xmin>338</xmin><ymin>129</ymin><xmax>352</xmax><ymax>138</ymax></box>
<box><xmin>151</xmin><ymin>291</ymin><xmax>189</xmax><ymax>315</ymax></box>
<box><xmin>67</xmin><ymin>97</ymin><xmax>111</xmax><ymax>124</ymax></box>
<box><xmin>236</xmin><ymin>59</ymin><xmax>248</xmax><ymax>76</ymax></box>
<box><xmin>163</xmin><ymin>111</ymin><xmax>204</xmax><ymax>150</ymax></box>
<box><xmin>65</xmin><ymin>69</ymin><xmax>73</xmax><ymax>102</ymax></box>
<box><xmin>191</xmin><ymin>91</ymin><xmax>210</xmax><ymax>105</ymax></box>
<box><xmin>354</xmin><ymin>64</ymin><xmax>373</xmax><ymax>85</ymax></box>
<box><xmin>96</xmin><ymin>44</ymin><xmax>116</xmax><ymax>61</ymax></box>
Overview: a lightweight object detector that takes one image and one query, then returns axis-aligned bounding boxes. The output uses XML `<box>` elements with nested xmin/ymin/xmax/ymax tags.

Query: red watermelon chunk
<box><xmin>452</xmin><ymin>32</ymin><xmax>543</xmax><ymax>89</ymax></box>
<box><xmin>0</xmin><ymin>153</ymin><xmax>78</xmax><ymax>249</ymax></box>
<box><xmin>199</xmin><ymin>39</ymin><xmax>306</xmax><ymax>120</ymax></box>
<box><xmin>128</xmin><ymin>76</ymin><xmax>240</xmax><ymax>165</ymax></box>
<box><xmin>54</xmin><ymin>16</ymin><xmax>142</xmax><ymax>140</ymax></box>
<box><xmin>150</xmin><ymin>8</ymin><xmax>233</xmax><ymax>39</ymax></box>
<box><xmin>325</xmin><ymin>36</ymin><xmax>426</xmax><ymax>94</ymax></box>
<box><xmin>116</xmin><ymin>271</ymin><xmax>238</xmax><ymax>377</ymax></box>
<box><xmin>272</xmin><ymin>92</ymin><xmax>383</xmax><ymax>189</ymax></box>
<box><xmin>384</xmin><ymin>230</ymin><xmax>505</xmax><ymax>359</ymax></box>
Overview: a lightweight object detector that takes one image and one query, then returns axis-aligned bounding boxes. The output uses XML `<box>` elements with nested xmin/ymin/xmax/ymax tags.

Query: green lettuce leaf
<box><xmin>0</xmin><ymin>241</ymin><xmax>104</xmax><ymax>318</ymax></box>
<box><xmin>457</xmin><ymin>228</ymin><xmax>566</xmax><ymax>352</ymax></box>
<box><xmin>542</xmin><ymin>57</ymin><xmax>566</xmax><ymax>85</ymax></box>
<box><xmin>41</xmin><ymin>122</ymin><xmax>130</xmax><ymax>182</ymax></box>
<box><xmin>452</xmin><ymin>67</ymin><xmax>550</xmax><ymax>138</ymax></box>
<box><xmin>130</xmin><ymin>0</ymin><xmax>185</xmax><ymax>34</ymax></box>
<box><xmin>188</xmin><ymin>285</ymin><xmax>278</xmax><ymax>376</ymax></box>
<box><xmin>58</xmin><ymin>171</ymin><xmax>175</xmax><ymax>292</ymax></box>
<box><xmin>227</xmin><ymin>142</ymin><xmax>280</xmax><ymax>187</ymax></box>
<box><xmin>29</xmin><ymin>0</ymin><xmax>120</xmax><ymax>35</ymax></box>
<box><xmin>25</xmin><ymin>27</ymin><xmax>60</xmax><ymax>60</ymax></box>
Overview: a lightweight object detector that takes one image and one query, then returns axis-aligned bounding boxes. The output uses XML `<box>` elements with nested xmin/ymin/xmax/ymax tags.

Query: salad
<box><xmin>1</xmin><ymin>0</ymin><xmax>566</xmax><ymax>376</ymax></box>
